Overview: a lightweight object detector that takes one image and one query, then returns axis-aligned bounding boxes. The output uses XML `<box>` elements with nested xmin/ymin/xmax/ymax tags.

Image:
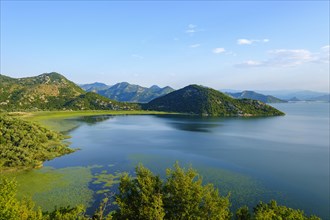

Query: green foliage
<box><xmin>0</xmin><ymin>115</ymin><xmax>74</xmax><ymax>171</ymax></box>
<box><xmin>0</xmin><ymin>73</ymin><xmax>138</xmax><ymax>111</ymax></box>
<box><xmin>163</xmin><ymin>163</ymin><xmax>231</xmax><ymax>220</ymax></box>
<box><xmin>43</xmin><ymin>205</ymin><xmax>87</xmax><ymax>220</ymax></box>
<box><xmin>115</xmin><ymin>165</ymin><xmax>165</xmax><ymax>220</ymax></box>
<box><xmin>0</xmin><ymin>177</ymin><xmax>43</xmax><ymax>220</ymax></box>
<box><xmin>115</xmin><ymin>163</ymin><xmax>231</xmax><ymax>220</ymax></box>
<box><xmin>235</xmin><ymin>201</ymin><xmax>321</xmax><ymax>220</ymax></box>
<box><xmin>235</xmin><ymin>206</ymin><xmax>251</xmax><ymax>220</ymax></box>
<box><xmin>253</xmin><ymin>200</ymin><xmax>321</xmax><ymax>220</ymax></box>
<box><xmin>143</xmin><ymin>85</ymin><xmax>284</xmax><ymax>116</ymax></box>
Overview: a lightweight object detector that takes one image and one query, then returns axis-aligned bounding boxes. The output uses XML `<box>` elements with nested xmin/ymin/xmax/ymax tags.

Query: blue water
<box><xmin>45</xmin><ymin>102</ymin><xmax>330</xmax><ymax>219</ymax></box>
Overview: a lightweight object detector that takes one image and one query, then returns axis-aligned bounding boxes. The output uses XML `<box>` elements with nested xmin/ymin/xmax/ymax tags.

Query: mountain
<box><xmin>288</xmin><ymin>97</ymin><xmax>301</xmax><ymax>102</ymax></box>
<box><xmin>226</xmin><ymin>91</ymin><xmax>286</xmax><ymax>103</ymax></box>
<box><xmin>143</xmin><ymin>85</ymin><xmax>284</xmax><ymax>116</ymax></box>
<box><xmin>256</xmin><ymin>90</ymin><xmax>329</xmax><ymax>101</ymax></box>
<box><xmin>0</xmin><ymin>73</ymin><xmax>137</xmax><ymax>111</ymax></box>
<box><xmin>80</xmin><ymin>82</ymin><xmax>110</xmax><ymax>92</ymax></box>
<box><xmin>81</xmin><ymin>82</ymin><xmax>175</xmax><ymax>103</ymax></box>
<box><xmin>309</xmin><ymin>94</ymin><xmax>330</xmax><ymax>102</ymax></box>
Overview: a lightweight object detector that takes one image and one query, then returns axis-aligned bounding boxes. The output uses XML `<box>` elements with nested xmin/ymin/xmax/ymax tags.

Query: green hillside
<box><xmin>0</xmin><ymin>73</ymin><xmax>137</xmax><ymax>111</ymax></box>
<box><xmin>0</xmin><ymin>115</ymin><xmax>74</xmax><ymax>172</ymax></box>
<box><xmin>144</xmin><ymin>85</ymin><xmax>284</xmax><ymax>116</ymax></box>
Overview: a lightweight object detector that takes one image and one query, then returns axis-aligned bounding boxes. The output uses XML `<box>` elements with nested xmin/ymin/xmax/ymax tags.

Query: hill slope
<box><xmin>143</xmin><ymin>85</ymin><xmax>284</xmax><ymax>116</ymax></box>
<box><xmin>80</xmin><ymin>82</ymin><xmax>110</xmax><ymax>92</ymax></box>
<box><xmin>227</xmin><ymin>91</ymin><xmax>286</xmax><ymax>103</ymax></box>
<box><xmin>80</xmin><ymin>82</ymin><xmax>175</xmax><ymax>103</ymax></box>
<box><xmin>0</xmin><ymin>73</ymin><xmax>137</xmax><ymax>111</ymax></box>
<box><xmin>0</xmin><ymin>115</ymin><xmax>74</xmax><ymax>171</ymax></box>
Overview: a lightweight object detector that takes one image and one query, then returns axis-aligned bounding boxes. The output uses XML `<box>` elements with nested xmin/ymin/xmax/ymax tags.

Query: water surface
<box><xmin>15</xmin><ymin>103</ymin><xmax>330</xmax><ymax>218</ymax></box>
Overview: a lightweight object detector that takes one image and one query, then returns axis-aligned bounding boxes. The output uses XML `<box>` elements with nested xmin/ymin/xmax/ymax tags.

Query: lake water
<box><xmin>14</xmin><ymin>103</ymin><xmax>330</xmax><ymax>218</ymax></box>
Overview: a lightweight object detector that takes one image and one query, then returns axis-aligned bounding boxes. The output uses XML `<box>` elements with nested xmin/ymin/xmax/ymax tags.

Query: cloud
<box><xmin>236</xmin><ymin>47</ymin><xmax>328</xmax><ymax>68</ymax></box>
<box><xmin>188</xmin><ymin>24</ymin><xmax>196</xmax><ymax>29</ymax></box>
<box><xmin>131</xmin><ymin>54</ymin><xmax>144</xmax><ymax>59</ymax></box>
<box><xmin>185</xmin><ymin>24</ymin><xmax>202</xmax><ymax>35</ymax></box>
<box><xmin>190</xmin><ymin>44</ymin><xmax>201</xmax><ymax>48</ymax></box>
<box><xmin>319</xmin><ymin>45</ymin><xmax>330</xmax><ymax>63</ymax></box>
<box><xmin>237</xmin><ymin>39</ymin><xmax>253</xmax><ymax>45</ymax></box>
<box><xmin>213</xmin><ymin>48</ymin><xmax>226</xmax><ymax>54</ymax></box>
<box><xmin>239</xmin><ymin>60</ymin><xmax>262</xmax><ymax>66</ymax></box>
<box><xmin>237</xmin><ymin>38</ymin><xmax>270</xmax><ymax>45</ymax></box>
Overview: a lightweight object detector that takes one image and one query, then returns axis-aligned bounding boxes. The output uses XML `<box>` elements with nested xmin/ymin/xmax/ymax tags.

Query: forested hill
<box><xmin>0</xmin><ymin>115</ymin><xmax>74</xmax><ymax>172</ymax></box>
<box><xmin>0</xmin><ymin>73</ymin><xmax>138</xmax><ymax>111</ymax></box>
<box><xmin>143</xmin><ymin>85</ymin><xmax>284</xmax><ymax>116</ymax></box>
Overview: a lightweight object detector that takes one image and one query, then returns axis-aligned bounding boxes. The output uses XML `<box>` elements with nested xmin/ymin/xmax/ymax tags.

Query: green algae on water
<box><xmin>6</xmin><ymin>166</ymin><xmax>94</xmax><ymax>211</ymax></box>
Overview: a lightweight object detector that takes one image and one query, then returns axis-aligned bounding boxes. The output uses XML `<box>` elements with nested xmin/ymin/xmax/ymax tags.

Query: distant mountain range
<box><xmin>255</xmin><ymin>90</ymin><xmax>329</xmax><ymax>102</ymax></box>
<box><xmin>80</xmin><ymin>82</ymin><xmax>175</xmax><ymax>103</ymax></box>
<box><xmin>0</xmin><ymin>73</ymin><xmax>137</xmax><ymax>111</ymax></box>
<box><xmin>221</xmin><ymin>89</ymin><xmax>329</xmax><ymax>102</ymax></box>
<box><xmin>80</xmin><ymin>82</ymin><xmax>110</xmax><ymax>92</ymax></box>
<box><xmin>226</xmin><ymin>91</ymin><xmax>286</xmax><ymax>103</ymax></box>
<box><xmin>143</xmin><ymin>85</ymin><xmax>284</xmax><ymax>116</ymax></box>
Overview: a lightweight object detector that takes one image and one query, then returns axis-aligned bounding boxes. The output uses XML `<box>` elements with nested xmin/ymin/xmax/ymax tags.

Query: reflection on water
<box><xmin>168</xmin><ymin>122</ymin><xmax>220</xmax><ymax>132</ymax></box>
<box><xmin>71</xmin><ymin>115</ymin><xmax>113</xmax><ymax>125</ymax></box>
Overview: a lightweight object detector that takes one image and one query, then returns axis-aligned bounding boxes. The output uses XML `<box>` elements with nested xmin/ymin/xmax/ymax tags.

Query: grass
<box><xmin>6</xmin><ymin>110</ymin><xmax>177</xmax><ymax>131</ymax></box>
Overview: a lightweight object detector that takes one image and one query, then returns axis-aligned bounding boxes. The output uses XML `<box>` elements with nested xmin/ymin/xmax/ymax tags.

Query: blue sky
<box><xmin>1</xmin><ymin>1</ymin><xmax>329</xmax><ymax>92</ymax></box>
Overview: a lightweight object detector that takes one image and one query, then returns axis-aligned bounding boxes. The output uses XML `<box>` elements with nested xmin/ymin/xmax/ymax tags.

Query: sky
<box><xmin>1</xmin><ymin>1</ymin><xmax>329</xmax><ymax>92</ymax></box>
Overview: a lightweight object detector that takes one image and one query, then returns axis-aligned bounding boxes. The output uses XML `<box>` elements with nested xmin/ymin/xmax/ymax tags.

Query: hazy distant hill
<box><xmin>80</xmin><ymin>82</ymin><xmax>110</xmax><ymax>92</ymax></box>
<box><xmin>227</xmin><ymin>91</ymin><xmax>286</xmax><ymax>103</ymax></box>
<box><xmin>0</xmin><ymin>73</ymin><xmax>137</xmax><ymax>111</ymax></box>
<box><xmin>80</xmin><ymin>82</ymin><xmax>175</xmax><ymax>103</ymax></box>
<box><xmin>256</xmin><ymin>90</ymin><xmax>329</xmax><ymax>101</ymax></box>
<box><xmin>308</xmin><ymin>94</ymin><xmax>330</xmax><ymax>102</ymax></box>
<box><xmin>143</xmin><ymin>85</ymin><xmax>284</xmax><ymax>116</ymax></box>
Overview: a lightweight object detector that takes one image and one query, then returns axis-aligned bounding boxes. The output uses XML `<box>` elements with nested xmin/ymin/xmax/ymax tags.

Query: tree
<box><xmin>0</xmin><ymin>177</ymin><xmax>43</xmax><ymax>220</ymax></box>
<box><xmin>115</xmin><ymin>164</ymin><xmax>165</xmax><ymax>220</ymax></box>
<box><xmin>115</xmin><ymin>163</ymin><xmax>231</xmax><ymax>220</ymax></box>
<box><xmin>235</xmin><ymin>206</ymin><xmax>250</xmax><ymax>220</ymax></box>
<box><xmin>163</xmin><ymin>163</ymin><xmax>231</xmax><ymax>220</ymax></box>
<box><xmin>253</xmin><ymin>200</ymin><xmax>320</xmax><ymax>220</ymax></box>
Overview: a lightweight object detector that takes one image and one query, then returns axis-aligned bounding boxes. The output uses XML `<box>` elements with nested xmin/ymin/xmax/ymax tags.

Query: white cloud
<box><xmin>237</xmin><ymin>39</ymin><xmax>253</xmax><ymax>45</ymax></box>
<box><xmin>319</xmin><ymin>45</ymin><xmax>330</xmax><ymax>63</ymax></box>
<box><xmin>188</xmin><ymin>24</ymin><xmax>196</xmax><ymax>29</ymax></box>
<box><xmin>131</xmin><ymin>54</ymin><xmax>144</xmax><ymax>59</ymax></box>
<box><xmin>186</xmin><ymin>29</ymin><xmax>196</xmax><ymax>33</ymax></box>
<box><xmin>213</xmin><ymin>48</ymin><xmax>226</xmax><ymax>54</ymax></box>
<box><xmin>190</xmin><ymin>44</ymin><xmax>201</xmax><ymax>48</ymax></box>
<box><xmin>185</xmin><ymin>24</ymin><xmax>202</xmax><ymax>35</ymax></box>
<box><xmin>269</xmin><ymin>49</ymin><xmax>315</xmax><ymax>65</ymax></box>
<box><xmin>321</xmin><ymin>45</ymin><xmax>330</xmax><ymax>51</ymax></box>
<box><xmin>236</xmin><ymin>48</ymin><xmax>328</xmax><ymax>68</ymax></box>
<box><xmin>240</xmin><ymin>60</ymin><xmax>262</xmax><ymax>66</ymax></box>
<box><xmin>237</xmin><ymin>38</ymin><xmax>270</xmax><ymax>45</ymax></box>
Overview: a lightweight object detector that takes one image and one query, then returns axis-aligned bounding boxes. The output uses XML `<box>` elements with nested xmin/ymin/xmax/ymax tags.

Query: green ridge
<box><xmin>0</xmin><ymin>73</ymin><xmax>138</xmax><ymax>111</ymax></box>
<box><xmin>144</xmin><ymin>85</ymin><xmax>284</xmax><ymax>116</ymax></box>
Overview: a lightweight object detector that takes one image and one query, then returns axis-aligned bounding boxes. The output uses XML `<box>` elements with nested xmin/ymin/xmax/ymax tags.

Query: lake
<box><xmin>12</xmin><ymin>102</ymin><xmax>330</xmax><ymax>219</ymax></box>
